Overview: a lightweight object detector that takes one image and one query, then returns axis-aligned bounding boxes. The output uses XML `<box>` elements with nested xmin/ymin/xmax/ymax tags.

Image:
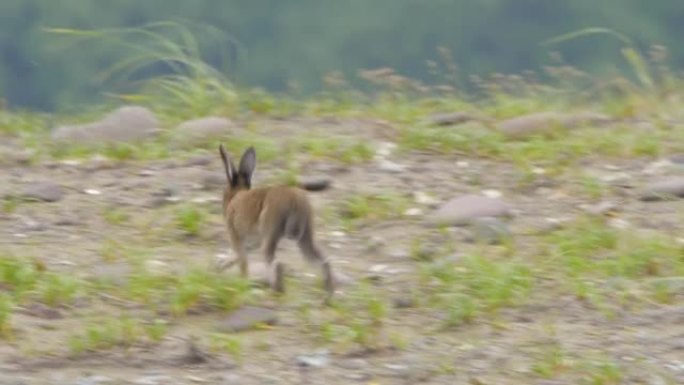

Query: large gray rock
<box><xmin>497</xmin><ymin>111</ymin><xmax>613</xmax><ymax>139</ymax></box>
<box><xmin>216</xmin><ymin>306</ymin><xmax>278</xmax><ymax>333</ymax></box>
<box><xmin>21</xmin><ymin>182</ymin><xmax>64</xmax><ymax>202</ymax></box>
<box><xmin>174</xmin><ymin>116</ymin><xmax>235</xmax><ymax>144</ymax></box>
<box><xmin>51</xmin><ymin>106</ymin><xmax>159</xmax><ymax>144</ymax></box>
<box><xmin>640</xmin><ymin>177</ymin><xmax>684</xmax><ymax>201</ymax></box>
<box><xmin>426</xmin><ymin>194</ymin><xmax>513</xmax><ymax>227</ymax></box>
<box><xmin>428</xmin><ymin>112</ymin><xmax>481</xmax><ymax>126</ymax></box>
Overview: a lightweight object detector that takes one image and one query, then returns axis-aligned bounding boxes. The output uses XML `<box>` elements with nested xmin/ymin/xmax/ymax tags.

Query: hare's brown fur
<box><xmin>217</xmin><ymin>145</ymin><xmax>334</xmax><ymax>300</ymax></box>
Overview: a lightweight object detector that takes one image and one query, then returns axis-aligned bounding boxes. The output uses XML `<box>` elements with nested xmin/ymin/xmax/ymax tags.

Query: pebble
<box><xmin>296</xmin><ymin>350</ymin><xmax>330</xmax><ymax>368</ymax></box>
<box><xmin>377</xmin><ymin>159</ymin><xmax>406</xmax><ymax>173</ymax></box>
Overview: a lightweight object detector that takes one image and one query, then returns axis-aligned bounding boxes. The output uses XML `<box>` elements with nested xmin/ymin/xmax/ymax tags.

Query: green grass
<box><xmin>173</xmin><ymin>204</ymin><xmax>207</xmax><ymax>237</ymax></box>
<box><xmin>0</xmin><ymin>294</ymin><xmax>13</xmax><ymax>339</ymax></box>
<box><xmin>420</xmin><ymin>254</ymin><xmax>534</xmax><ymax>328</ymax></box>
<box><xmin>67</xmin><ymin>316</ymin><xmax>147</xmax><ymax>355</ymax></box>
<box><xmin>337</xmin><ymin>192</ymin><xmax>411</xmax><ymax>230</ymax></box>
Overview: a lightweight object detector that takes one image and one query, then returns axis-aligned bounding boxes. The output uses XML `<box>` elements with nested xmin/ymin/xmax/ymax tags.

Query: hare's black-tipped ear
<box><xmin>219</xmin><ymin>144</ymin><xmax>235</xmax><ymax>183</ymax></box>
<box><xmin>238</xmin><ymin>146</ymin><xmax>256</xmax><ymax>187</ymax></box>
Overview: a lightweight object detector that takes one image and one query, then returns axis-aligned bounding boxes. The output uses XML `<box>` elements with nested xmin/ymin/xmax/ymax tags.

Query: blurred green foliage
<box><xmin>0</xmin><ymin>0</ymin><xmax>680</xmax><ymax>111</ymax></box>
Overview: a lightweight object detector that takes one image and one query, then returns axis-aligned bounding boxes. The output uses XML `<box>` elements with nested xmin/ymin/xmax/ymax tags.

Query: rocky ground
<box><xmin>1</xmin><ymin>109</ymin><xmax>684</xmax><ymax>385</ymax></box>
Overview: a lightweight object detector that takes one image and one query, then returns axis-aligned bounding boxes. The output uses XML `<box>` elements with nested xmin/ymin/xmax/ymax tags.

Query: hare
<box><xmin>216</xmin><ymin>144</ymin><xmax>335</xmax><ymax>301</ymax></box>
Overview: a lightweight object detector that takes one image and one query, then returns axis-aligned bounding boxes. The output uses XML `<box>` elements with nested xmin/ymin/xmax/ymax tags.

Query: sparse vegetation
<box><xmin>1</xmin><ymin>19</ymin><xmax>683</xmax><ymax>385</ymax></box>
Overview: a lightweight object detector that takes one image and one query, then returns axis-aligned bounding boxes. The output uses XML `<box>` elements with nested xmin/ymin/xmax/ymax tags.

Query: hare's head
<box><xmin>219</xmin><ymin>144</ymin><xmax>256</xmax><ymax>201</ymax></box>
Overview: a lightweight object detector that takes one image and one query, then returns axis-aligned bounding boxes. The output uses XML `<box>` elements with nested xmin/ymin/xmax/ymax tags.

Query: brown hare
<box><xmin>216</xmin><ymin>144</ymin><xmax>335</xmax><ymax>302</ymax></box>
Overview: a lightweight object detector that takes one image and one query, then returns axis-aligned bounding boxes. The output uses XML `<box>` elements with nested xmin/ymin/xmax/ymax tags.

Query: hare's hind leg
<box><xmin>297</xmin><ymin>226</ymin><xmax>334</xmax><ymax>300</ymax></box>
<box><xmin>264</xmin><ymin>229</ymin><xmax>285</xmax><ymax>294</ymax></box>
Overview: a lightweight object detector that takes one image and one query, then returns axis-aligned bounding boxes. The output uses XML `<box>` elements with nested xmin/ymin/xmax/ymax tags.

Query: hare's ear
<box><xmin>238</xmin><ymin>146</ymin><xmax>256</xmax><ymax>187</ymax></box>
<box><xmin>219</xmin><ymin>144</ymin><xmax>237</xmax><ymax>184</ymax></box>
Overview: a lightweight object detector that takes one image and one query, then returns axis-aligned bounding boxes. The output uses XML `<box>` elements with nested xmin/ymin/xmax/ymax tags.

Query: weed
<box><xmin>174</xmin><ymin>204</ymin><xmax>206</xmax><ymax>237</ymax></box>
<box><xmin>0</xmin><ymin>255</ymin><xmax>40</xmax><ymax>301</ymax></box>
<box><xmin>1</xmin><ymin>196</ymin><xmax>21</xmax><ymax>214</ymax></box>
<box><xmin>579</xmin><ymin>358</ymin><xmax>623</xmax><ymax>385</ymax></box>
<box><xmin>37</xmin><ymin>273</ymin><xmax>85</xmax><ymax>308</ymax></box>
<box><xmin>532</xmin><ymin>345</ymin><xmax>568</xmax><ymax>378</ymax></box>
<box><xmin>102</xmin><ymin>206</ymin><xmax>130</xmax><ymax>226</ymax></box>
<box><xmin>293</xmin><ymin>136</ymin><xmax>374</xmax><ymax>165</ymax></box>
<box><xmin>169</xmin><ymin>268</ymin><xmax>251</xmax><ymax>316</ymax></box>
<box><xmin>338</xmin><ymin>192</ymin><xmax>409</xmax><ymax>229</ymax></box>
<box><xmin>68</xmin><ymin>317</ymin><xmax>144</xmax><ymax>355</ymax></box>
<box><xmin>209</xmin><ymin>333</ymin><xmax>243</xmax><ymax>362</ymax></box>
<box><xmin>145</xmin><ymin>319</ymin><xmax>169</xmax><ymax>342</ymax></box>
<box><xmin>0</xmin><ymin>294</ymin><xmax>13</xmax><ymax>339</ymax></box>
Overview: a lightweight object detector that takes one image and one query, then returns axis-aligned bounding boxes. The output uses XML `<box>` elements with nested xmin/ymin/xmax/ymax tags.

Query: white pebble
<box><xmin>83</xmin><ymin>189</ymin><xmax>102</xmax><ymax>195</ymax></box>
<box><xmin>482</xmin><ymin>189</ymin><xmax>502</xmax><ymax>199</ymax></box>
<box><xmin>403</xmin><ymin>207</ymin><xmax>423</xmax><ymax>216</ymax></box>
<box><xmin>369</xmin><ymin>264</ymin><xmax>388</xmax><ymax>273</ymax></box>
<box><xmin>60</xmin><ymin>159</ymin><xmax>81</xmax><ymax>166</ymax></box>
<box><xmin>375</xmin><ymin>141</ymin><xmax>397</xmax><ymax>157</ymax></box>
<box><xmin>413</xmin><ymin>191</ymin><xmax>439</xmax><ymax>205</ymax></box>
<box><xmin>377</xmin><ymin>159</ymin><xmax>406</xmax><ymax>173</ymax></box>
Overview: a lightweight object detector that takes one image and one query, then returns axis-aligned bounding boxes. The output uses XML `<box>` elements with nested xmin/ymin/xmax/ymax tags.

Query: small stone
<box><xmin>375</xmin><ymin>141</ymin><xmax>397</xmax><ymax>157</ymax></box>
<box><xmin>19</xmin><ymin>303</ymin><xmax>63</xmax><ymax>320</ymax></box>
<box><xmin>581</xmin><ymin>201</ymin><xmax>621</xmax><ymax>216</ymax></box>
<box><xmin>201</xmin><ymin>172</ymin><xmax>225</xmax><ymax>190</ymax></box>
<box><xmin>191</xmin><ymin>196</ymin><xmax>221</xmax><ymax>204</ymax></box>
<box><xmin>21</xmin><ymin>218</ymin><xmax>46</xmax><ymax>232</ymax></box>
<box><xmin>429</xmin><ymin>112</ymin><xmax>479</xmax><ymax>126</ymax></box>
<box><xmin>74</xmin><ymin>375</ymin><xmax>114</xmax><ymax>385</ymax></box>
<box><xmin>132</xmin><ymin>375</ymin><xmax>173</xmax><ymax>385</ymax></box>
<box><xmin>403</xmin><ymin>207</ymin><xmax>423</xmax><ymax>216</ymax></box>
<box><xmin>377</xmin><ymin>159</ymin><xmax>406</xmax><ymax>173</ymax></box>
<box><xmin>60</xmin><ymin>159</ymin><xmax>82</xmax><ymax>167</ymax></box>
<box><xmin>144</xmin><ymin>260</ymin><xmax>171</xmax><ymax>276</ymax></box>
<box><xmin>178</xmin><ymin>339</ymin><xmax>210</xmax><ymax>365</ymax></box>
<box><xmin>332</xmin><ymin>271</ymin><xmax>354</xmax><ymax>287</ymax></box>
<box><xmin>298</xmin><ymin>177</ymin><xmax>331</xmax><ymax>192</ymax></box>
<box><xmin>426</xmin><ymin>194</ymin><xmax>513</xmax><ymax>227</ymax></box>
<box><xmin>640</xmin><ymin>177</ymin><xmax>684</xmax><ymax>201</ymax></box>
<box><xmin>387</xmin><ymin>249</ymin><xmax>411</xmax><ymax>260</ymax></box>
<box><xmin>216</xmin><ymin>306</ymin><xmax>278</xmax><ymax>333</ymax></box>
<box><xmin>393</xmin><ymin>297</ymin><xmax>415</xmax><ymax>309</ymax></box>
<box><xmin>608</xmin><ymin>218</ymin><xmax>630</xmax><ymax>229</ymax></box>
<box><xmin>456</xmin><ymin>161</ymin><xmax>470</xmax><ymax>168</ymax></box>
<box><xmin>481</xmin><ymin>189</ymin><xmax>502</xmax><ymax>199</ymax></box>
<box><xmin>470</xmin><ymin>217</ymin><xmax>511</xmax><ymax>245</ymax></box>
<box><xmin>413</xmin><ymin>191</ymin><xmax>439</xmax><ymax>206</ymax></box>
<box><xmin>138</xmin><ymin>169</ymin><xmax>155</xmax><ymax>177</ymax></box>
<box><xmin>22</xmin><ymin>182</ymin><xmax>64</xmax><ymax>202</ymax></box>
<box><xmin>369</xmin><ymin>264</ymin><xmax>388</xmax><ymax>273</ymax></box>
<box><xmin>83</xmin><ymin>189</ymin><xmax>102</xmax><ymax>195</ymax></box>
<box><xmin>184</xmin><ymin>154</ymin><xmax>214</xmax><ymax>167</ymax></box>
<box><xmin>296</xmin><ymin>350</ymin><xmax>330</xmax><ymax>368</ymax></box>
<box><xmin>642</xmin><ymin>159</ymin><xmax>674</xmax><ymax>175</ymax></box>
